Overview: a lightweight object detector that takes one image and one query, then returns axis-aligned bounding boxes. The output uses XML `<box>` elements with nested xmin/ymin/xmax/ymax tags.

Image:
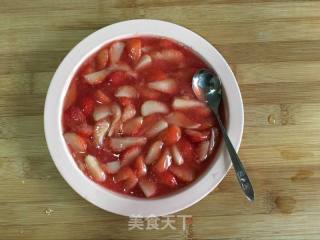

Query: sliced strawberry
<box><xmin>64</xmin><ymin>132</ymin><xmax>87</xmax><ymax>153</ymax></box>
<box><xmin>148</xmin><ymin>69</ymin><xmax>166</xmax><ymax>81</ymax></box>
<box><xmin>75</xmin><ymin>123</ymin><xmax>94</xmax><ymax>137</ymax></box>
<box><xmin>126</xmin><ymin>38</ymin><xmax>142</xmax><ymax>63</ymax></box>
<box><xmin>64</xmin><ymin>107</ymin><xmax>86</xmax><ymax>130</ymax></box>
<box><xmin>94</xmin><ymin>120</ymin><xmax>110</xmax><ymax>146</ymax></box>
<box><xmin>107</xmin><ymin>71</ymin><xmax>127</xmax><ymax>87</ymax></box>
<box><xmin>141</xmin><ymin>100</ymin><xmax>169</xmax><ymax>116</ymax></box>
<box><xmin>134</xmin><ymin>156</ymin><xmax>147</xmax><ymax>177</ymax></box>
<box><xmin>123</xmin><ymin>176</ymin><xmax>139</xmax><ymax>191</ymax></box>
<box><xmin>84</xmin><ymin>68</ymin><xmax>110</xmax><ymax>85</ymax></box>
<box><xmin>111</xmin><ymin>63</ymin><xmax>137</xmax><ymax>78</ymax></box>
<box><xmin>138</xmin><ymin>177</ymin><xmax>157</xmax><ymax>198</ymax></box>
<box><xmin>81</xmin><ymin>63</ymin><xmax>95</xmax><ymax>75</ymax></box>
<box><xmin>96</xmin><ymin>48</ymin><xmax>109</xmax><ymax>69</ymax></box>
<box><xmin>172</xmin><ymin>98</ymin><xmax>205</xmax><ymax>110</ymax></box>
<box><xmin>121</xmin><ymin>104</ymin><xmax>136</xmax><ymax>122</ymax></box>
<box><xmin>159</xmin><ymin>39</ymin><xmax>175</xmax><ymax>48</ymax></box>
<box><xmin>161</xmin><ymin>125</ymin><xmax>181</xmax><ymax>146</ymax></box>
<box><xmin>148</xmin><ymin>79</ymin><xmax>177</xmax><ymax>94</ymax></box>
<box><xmin>107</xmin><ymin>103</ymin><xmax>122</xmax><ymax>137</ymax></box>
<box><xmin>152</xmin><ymin>148</ymin><xmax>172</xmax><ymax>173</ymax></box>
<box><xmin>158</xmin><ymin>171</ymin><xmax>177</xmax><ymax>187</ymax></box>
<box><xmin>80</xmin><ymin>96</ymin><xmax>95</xmax><ymax>116</ymax></box>
<box><xmin>145</xmin><ymin>119</ymin><xmax>168</xmax><ymax>138</ymax></box>
<box><xmin>109</xmin><ymin>41</ymin><xmax>125</xmax><ymax>64</ymax></box>
<box><xmin>197</xmin><ymin>140</ymin><xmax>210</xmax><ymax>162</ymax></box>
<box><xmin>136</xmin><ymin>114</ymin><xmax>161</xmax><ymax>136</ymax></box>
<box><xmin>135</xmin><ymin>54</ymin><xmax>152</xmax><ymax>70</ymax></box>
<box><xmin>104</xmin><ymin>160</ymin><xmax>121</xmax><ymax>174</ymax></box>
<box><xmin>140</xmin><ymin>87</ymin><xmax>162</xmax><ymax>100</ymax></box>
<box><xmin>122</xmin><ymin>116</ymin><xmax>143</xmax><ymax>136</ymax></box>
<box><xmin>84</xmin><ymin>155</ymin><xmax>106</xmax><ymax>182</ymax></box>
<box><xmin>64</xmin><ymin>80</ymin><xmax>77</xmax><ymax>110</ymax></box>
<box><xmin>94</xmin><ymin>89</ymin><xmax>111</xmax><ymax>104</ymax></box>
<box><xmin>165</xmin><ymin>112</ymin><xmax>201</xmax><ymax>129</ymax></box>
<box><xmin>193</xmin><ymin>105</ymin><xmax>211</xmax><ymax>117</ymax></box>
<box><xmin>114</xmin><ymin>166</ymin><xmax>135</xmax><ymax>183</ymax></box>
<box><xmin>120</xmin><ymin>146</ymin><xmax>142</xmax><ymax>167</ymax></box>
<box><xmin>144</xmin><ymin>140</ymin><xmax>164</xmax><ymax>165</ymax></box>
<box><xmin>171</xmin><ymin>145</ymin><xmax>184</xmax><ymax>166</ymax></box>
<box><xmin>115</xmin><ymin>85</ymin><xmax>138</xmax><ymax>98</ymax></box>
<box><xmin>93</xmin><ymin>105</ymin><xmax>112</xmax><ymax>121</ymax></box>
<box><xmin>184</xmin><ymin>129</ymin><xmax>209</xmax><ymax>143</ymax></box>
<box><xmin>176</xmin><ymin>138</ymin><xmax>193</xmax><ymax>162</ymax></box>
<box><xmin>152</xmin><ymin>49</ymin><xmax>183</xmax><ymax>62</ymax></box>
<box><xmin>169</xmin><ymin>165</ymin><xmax>195</xmax><ymax>182</ymax></box>
<box><xmin>109</xmin><ymin>137</ymin><xmax>147</xmax><ymax>152</ymax></box>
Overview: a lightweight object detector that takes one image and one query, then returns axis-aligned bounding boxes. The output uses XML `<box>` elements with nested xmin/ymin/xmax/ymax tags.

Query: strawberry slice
<box><xmin>135</xmin><ymin>54</ymin><xmax>152</xmax><ymax>70</ymax></box>
<box><xmin>134</xmin><ymin>156</ymin><xmax>147</xmax><ymax>177</ymax></box>
<box><xmin>161</xmin><ymin>125</ymin><xmax>181</xmax><ymax>146</ymax></box>
<box><xmin>138</xmin><ymin>177</ymin><xmax>157</xmax><ymax>198</ymax></box>
<box><xmin>152</xmin><ymin>148</ymin><xmax>172</xmax><ymax>173</ymax></box>
<box><xmin>171</xmin><ymin>145</ymin><xmax>184</xmax><ymax>166</ymax></box>
<box><xmin>96</xmin><ymin>48</ymin><xmax>109</xmax><ymax>70</ymax></box>
<box><xmin>197</xmin><ymin>140</ymin><xmax>210</xmax><ymax>162</ymax></box>
<box><xmin>158</xmin><ymin>171</ymin><xmax>177</xmax><ymax>187</ymax></box>
<box><xmin>126</xmin><ymin>38</ymin><xmax>142</xmax><ymax>63</ymax></box>
<box><xmin>84</xmin><ymin>155</ymin><xmax>106</xmax><ymax>182</ymax></box>
<box><xmin>74</xmin><ymin>123</ymin><xmax>93</xmax><ymax>137</ymax></box>
<box><xmin>114</xmin><ymin>166</ymin><xmax>135</xmax><ymax>183</ymax></box>
<box><xmin>80</xmin><ymin>96</ymin><xmax>95</xmax><ymax>116</ymax></box>
<box><xmin>140</xmin><ymin>87</ymin><xmax>162</xmax><ymax>100</ymax></box>
<box><xmin>169</xmin><ymin>165</ymin><xmax>195</xmax><ymax>182</ymax></box>
<box><xmin>64</xmin><ymin>80</ymin><xmax>77</xmax><ymax>110</ymax></box>
<box><xmin>94</xmin><ymin>120</ymin><xmax>110</xmax><ymax>146</ymax></box>
<box><xmin>144</xmin><ymin>140</ymin><xmax>164</xmax><ymax>165</ymax></box>
<box><xmin>107</xmin><ymin>71</ymin><xmax>127</xmax><ymax>87</ymax></box>
<box><xmin>104</xmin><ymin>160</ymin><xmax>121</xmax><ymax>174</ymax></box>
<box><xmin>107</xmin><ymin>103</ymin><xmax>122</xmax><ymax>137</ymax></box>
<box><xmin>159</xmin><ymin>39</ymin><xmax>174</xmax><ymax>48</ymax></box>
<box><xmin>121</xmin><ymin>104</ymin><xmax>136</xmax><ymax>122</ymax></box>
<box><xmin>172</xmin><ymin>98</ymin><xmax>206</xmax><ymax>110</ymax></box>
<box><xmin>84</xmin><ymin>69</ymin><xmax>110</xmax><ymax>85</ymax></box>
<box><xmin>118</xmin><ymin>97</ymin><xmax>134</xmax><ymax>107</ymax></box>
<box><xmin>165</xmin><ymin>112</ymin><xmax>201</xmax><ymax>129</ymax></box>
<box><xmin>64</xmin><ymin>132</ymin><xmax>87</xmax><ymax>153</ymax></box>
<box><xmin>136</xmin><ymin>114</ymin><xmax>161</xmax><ymax>136</ymax></box>
<box><xmin>120</xmin><ymin>146</ymin><xmax>142</xmax><ymax>167</ymax></box>
<box><xmin>145</xmin><ymin>119</ymin><xmax>168</xmax><ymax>138</ymax></box>
<box><xmin>141</xmin><ymin>100</ymin><xmax>169</xmax><ymax>116</ymax></box>
<box><xmin>109</xmin><ymin>41</ymin><xmax>125</xmax><ymax>64</ymax></box>
<box><xmin>184</xmin><ymin>129</ymin><xmax>209</xmax><ymax>143</ymax></box>
<box><xmin>148</xmin><ymin>79</ymin><xmax>177</xmax><ymax>94</ymax></box>
<box><xmin>148</xmin><ymin>69</ymin><xmax>166</xmax><ymax>81</ymax></box>
<box><xmin>109</xmin><ymin>137</ymin><xmax>147</xmax><ymax>152</ymax></box>
<box><xmin>115</xmin><ymin>85</ymin><xmax>138</xmax><ymax>98</ymax></box>
<box><xmin>152</xmin><ymin>49</ymin><xmax>183</xmax><ymax>62</ymax></box>
<box><xmin>93</xmin><ymin>105</ymin><xmax>112</xmax><ymax>121</ymax></box>
<box><xmin>123</xmin><ymin>176</ymin><xmax>139</xmax><ymax>191</ymax></box>
<box><xmin>122</xmin><ymin>116</ymin><xmax>143</xmax><ymax>136</ymax></box>
<box><xmin>176</xmin><ymin>138</ymin><xmax>193</xmax><ymax>162</ymax></box>
<box><xmin>94</xmin><ymin>90</ymin><xmax>111</xmax><ymax>104</ymax></box>
<box><xmin>65</xmin><ymin>106</ymin><xmax>86</xmax><ymax>127</ymax></box>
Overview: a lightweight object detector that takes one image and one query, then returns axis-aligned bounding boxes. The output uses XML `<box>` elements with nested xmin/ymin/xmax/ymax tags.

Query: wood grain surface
<box><xmin>1</xmin><ymin>1</ymin><xmax>320</xmax><ymax>239</ymax></box>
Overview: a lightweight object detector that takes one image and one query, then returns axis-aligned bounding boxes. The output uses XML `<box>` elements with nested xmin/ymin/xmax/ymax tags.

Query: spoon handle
<box><xmin>213</xmin><ymin>110</ymin><xmax>254</xmax><ymax>201</ymax></box>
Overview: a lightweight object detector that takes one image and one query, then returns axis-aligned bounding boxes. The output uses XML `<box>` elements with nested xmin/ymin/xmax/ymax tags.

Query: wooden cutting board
<box><xmin>0</xmin><ymin>1</ymin><xmax>319</xmax><ymax>239</ymax></box>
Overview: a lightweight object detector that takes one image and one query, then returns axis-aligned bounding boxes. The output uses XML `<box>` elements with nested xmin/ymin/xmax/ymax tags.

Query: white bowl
<box><xmin>44</xmin><ymin>19</ymin><xmax>244</xmax><ymax>217</ymax></box>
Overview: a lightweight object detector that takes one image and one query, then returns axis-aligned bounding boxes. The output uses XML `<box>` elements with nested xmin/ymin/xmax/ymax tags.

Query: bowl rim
<box><xmin>44</xmin><ymin>19</ymin><xmax>244</xmax><ymax>217</ymax></box>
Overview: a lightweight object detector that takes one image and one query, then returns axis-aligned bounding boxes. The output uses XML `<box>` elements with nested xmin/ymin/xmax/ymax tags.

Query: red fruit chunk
<box><xmin>80</xmin><ymin>96</ymin><xmax>95</xmax><ymax>116</ymax></box>
<box><xmin>140</xmin><ymin>88</ymin><xmax>162</xmax><ymax>100</ymax></box>
<box><xmin>120</xmin><ymin>146</ymin><xmax>142</xmax><ymax>167</ymax></box>
<box><xmin>64</xmin><ymin>107</ymin><xmax>86</xmax><ymax>130</ymax></box>
<box><xmin>169</xmin><ymin>165</ymin><xmax>195</xmax><ymax>182</ymax></box>
<box><xmin>118</xmin><ymin>97</ymin><xmax>134</xmax><ymax>107</ymax></box>
<box><xmin>127</xmin><ymin>38</ymin><xmax>142</xmax><ymax>63</ymax></box>
<box><xmin>161</xmin><ymin>125</ymin><xmax>181</xmax><ymax>146</ymax></box>
<box><xmin>75</xmin><ymin>123</ymin><xmax>94</xmax><ymax>137</ymax></box>
<box><xmin>107</xmin><ymin>71</ymin><xmax>127</xmax><ymax>87</ymax></box>
<box><xmin>139</xmin><ymin>177</ymin><xmax>157</xmax><ymax>198</ymax></box>
<box><xmin>96</xmin><ymin>48</ymin><xmax>109</xmax><ymax>69</ymax></box>
<box><xmin>152</xmin><ymin>148</ymin><xmax>172</xmax><ymax>173</ymax></box>
<box><xmin>94</xmin><ymin>90</ymin><xmax>111</xmax><ymax>104</ymax></box>
<box><xmin>158</xmin><ymin>171</ymin><xmax>177</xmax><ymax>187</ymax></box>
<box><xmin>114</xmin><ymin>166</ymin><xmax>135</xmax><ymax>183</ymax></box>
<box><xmin>134</xmin><ymin>156</ymin><xmax>147</xmax><ymax>177</ymax></box>
<box><xmin>184</xmin><ymin>129</ymin><xmax>209</xmax><ymax>143</ymax></box>
<box><xmin>176</xmin><ymin>138</ymin><xmax>193</xmax><ymax>161</ymax></box>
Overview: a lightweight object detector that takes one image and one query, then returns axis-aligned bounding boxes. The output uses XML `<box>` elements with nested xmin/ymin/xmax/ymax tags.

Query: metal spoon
<box><xmin>192</xmin><ymin>69</ymin><xmax>254</xmax><ymax>201</ymax></box>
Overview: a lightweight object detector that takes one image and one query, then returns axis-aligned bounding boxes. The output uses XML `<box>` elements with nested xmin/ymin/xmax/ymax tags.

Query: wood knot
<box><xmin>274</xmin><ymin>196</ymin><xmax>296</xmax><ymax>214</ymax></box>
